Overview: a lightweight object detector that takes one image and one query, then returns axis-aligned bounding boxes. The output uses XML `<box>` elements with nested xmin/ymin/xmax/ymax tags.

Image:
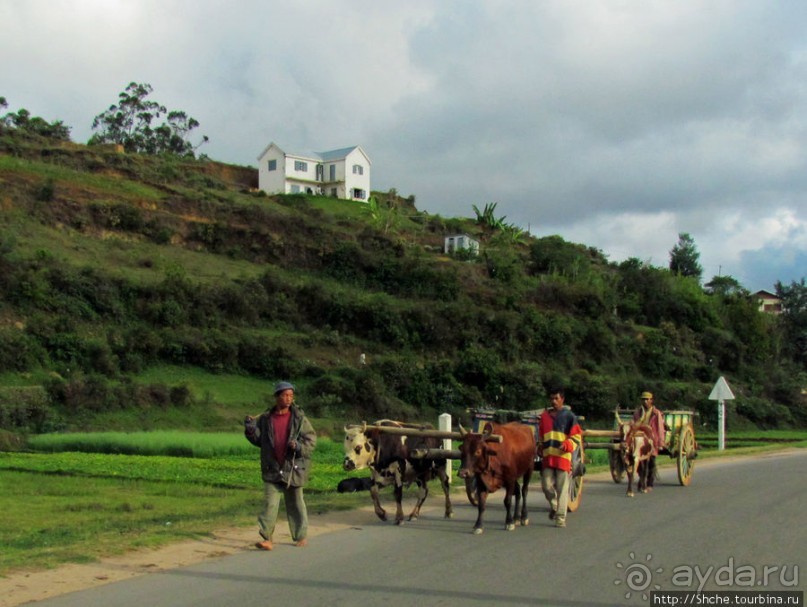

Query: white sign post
<box><xmin>439</xmin><ymin>413</ymin><xmax>452</xmax><ymax>483</ymax></box>
<box><xmin>708</xmin><ymin>376</ymin><xmax>735</xmax><ymax>451</ymax></box>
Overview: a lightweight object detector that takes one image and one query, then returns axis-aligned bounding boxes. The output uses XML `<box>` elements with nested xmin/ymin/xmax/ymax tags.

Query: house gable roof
<box><xmin>258</xmin><ymin>143</ymin><xmax>371</xmax><ymax>165</ymax></box>
<box><xmin>256</xmin><ymin>142</ymin><xmax>284</xmax><ymax>161</ymax></box>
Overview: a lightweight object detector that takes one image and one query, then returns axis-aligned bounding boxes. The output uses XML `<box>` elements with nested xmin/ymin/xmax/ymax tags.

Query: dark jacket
<box><xmin>244</xmin><ymin>405</ymin><xmax>316</xmax><ymax>487</ymax></box>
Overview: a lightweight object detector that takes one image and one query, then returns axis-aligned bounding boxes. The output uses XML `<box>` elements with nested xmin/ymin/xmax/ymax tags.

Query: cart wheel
<box><xmin>465</xmin><ymin>476</ymin><xmax>478</xmax><ymax>506</ymax></box>
<box><xmin>567</xmin><ymin>443</ymin><xmax>585</xmax><ymax>512</ymax></box>
<box><xmin>609</xmin><ymin>449</ymin><xmax>625</xmax><ymax>483</ymax></box>
<box><xmin>567</xmin><ymin>474</ymin><xmax>583</xmax><ymax>512</ymax></box>
<box><xmin>677</xmin><ymin>424</ymin><xmax>696</xmax><ymax>486</ymax></box>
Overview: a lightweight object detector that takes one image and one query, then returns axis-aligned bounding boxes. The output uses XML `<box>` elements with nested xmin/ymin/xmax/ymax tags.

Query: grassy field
<box><xmin>135</xmin><ymin>366</ymin><xmax>276</xmax><ymax>408</ymax></box>
<box><xmin>26</xmin><ymin>430</ymin><xmax>255</xmax><ymax>458</ymax></box>
<box><xmin>4</xmin><ymin>219</ymin><xmax>268</xmax><ymax>287</ymax></box>
<box><xmin>1</xmin><ymin>430</ymin><xmax>804</xmax><ymax>577</ymax></box>
<box><xmin>0</xmin><ymin>435</ymin><xmax>367</xmax><ymax>575</ymax></box>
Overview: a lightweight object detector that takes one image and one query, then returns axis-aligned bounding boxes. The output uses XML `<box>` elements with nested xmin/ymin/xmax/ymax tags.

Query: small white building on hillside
<box><xmin>444</xmin><ymin>234</ymin><xmax>480</xmax><ymax>256</ymax></box>
<box><xmin>257</xmin><ymin>142</ymin><xmax>371</xmax><ymax>201</ymax></box>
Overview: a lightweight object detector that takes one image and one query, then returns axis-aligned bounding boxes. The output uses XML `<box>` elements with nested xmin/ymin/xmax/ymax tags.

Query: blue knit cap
<box><xmin>273</xmin><ymin>381</ymin><xmax>295</xmax><ymax>395</ymax></box>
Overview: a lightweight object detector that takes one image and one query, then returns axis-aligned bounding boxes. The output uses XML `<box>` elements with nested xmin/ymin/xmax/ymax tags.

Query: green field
<box><xmin>0</xmin><ymin>434</ymin><xmax>368</xmax><ymax>575</ymax></box>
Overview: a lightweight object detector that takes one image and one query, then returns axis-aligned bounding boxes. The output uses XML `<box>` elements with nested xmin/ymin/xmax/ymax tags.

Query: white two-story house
<box><xmin>257</xmin><ymin>142</ymin><xmax>371</xmax><ymax>201</ymax></box>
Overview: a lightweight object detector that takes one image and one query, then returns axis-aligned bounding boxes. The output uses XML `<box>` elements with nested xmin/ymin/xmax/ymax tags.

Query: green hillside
<box><xmin>1</xmin><ymin>128</ymin><xmax>805</xmax><ymax>436</ymax></box>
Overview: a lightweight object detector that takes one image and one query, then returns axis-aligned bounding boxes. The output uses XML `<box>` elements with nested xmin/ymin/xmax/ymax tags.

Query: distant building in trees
<box><xmin>753</xmin><ymin>290</ymin><xmax>783</xmax><ymax>314</ymax></box>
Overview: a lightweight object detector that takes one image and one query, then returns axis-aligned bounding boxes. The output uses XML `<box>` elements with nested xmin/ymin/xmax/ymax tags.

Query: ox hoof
<box><xmin>445</xmin><ymin>512</ymin><xmax>454</xmax><ymax>519</ymax></box>
<box><xmin>627</xmin><ymin>492</ymin><xmax>634</xmax><ymax>498</ymax></box>
<box><xmin>395</xmin><ymin>520</ymin><xmax>405</xmax><ymax>526</ymax></box>
<box><xmin>473</xmin><ymin>528</ymin><xmax>484</xmax><ymax>535</ymax></box>
<box><xmin>505</xmin><ymin>524</ymin><xmax>515</xmax><ymax>531</ymax></box>
<box><xmin>520</xmin><ymin>519</ymin><xmax>529</xmax><ymax>527</ymax></box>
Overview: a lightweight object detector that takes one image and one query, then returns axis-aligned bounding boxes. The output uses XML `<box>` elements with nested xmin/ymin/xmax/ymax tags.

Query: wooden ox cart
<box><xmin>583</xmin><ymin>408</ymin><xmax>699</xmax><ymax>487</ymax></box>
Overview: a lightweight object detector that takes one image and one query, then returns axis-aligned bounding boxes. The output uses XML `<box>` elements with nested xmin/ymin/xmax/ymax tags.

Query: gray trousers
<box><xmin>541</xmin><ymin>467</ymin><xmax>570</xmax><ymax>521</ymax></box>
<box><xmin>259</xmin><ymin>481</ymin><xmax>308</xmax><ymax>542</ymax></box>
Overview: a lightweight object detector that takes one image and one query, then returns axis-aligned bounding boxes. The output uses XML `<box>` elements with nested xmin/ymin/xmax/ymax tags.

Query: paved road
<box><xmin>33</xmin><ymin>450</ymin><xmax>806</xmax><ymax>607</ymax></box>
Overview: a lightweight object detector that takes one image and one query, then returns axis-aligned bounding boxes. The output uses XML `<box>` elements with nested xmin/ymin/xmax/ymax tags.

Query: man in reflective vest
<box><xmin>537</xmin><ymin>387</ymin><xmax>582</xmax><ymax>528</ymax></box>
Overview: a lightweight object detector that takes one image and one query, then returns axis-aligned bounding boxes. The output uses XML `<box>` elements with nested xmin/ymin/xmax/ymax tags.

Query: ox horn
<box><xmin>458</xmin><ymin>424</ymin><xmax>468</xmax><ymax>437</ymax></box>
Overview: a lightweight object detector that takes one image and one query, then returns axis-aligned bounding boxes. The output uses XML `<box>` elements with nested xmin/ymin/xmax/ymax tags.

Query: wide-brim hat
<box><xmin>640</xmin><ymin>391</ymin><xmax>653</xmax><ymax>400</ymax></box>
<box><xmin>274</xmin><ymin>381</ymin><xmax>295</xmax><ymax>395</ymax></box>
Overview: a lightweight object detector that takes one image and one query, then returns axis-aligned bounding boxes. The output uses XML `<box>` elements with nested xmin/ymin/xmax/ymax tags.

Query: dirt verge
<box><xmin>0</xmin><ymin>506</ymin><xmax>376</xmax><ymax>607</ymax></box>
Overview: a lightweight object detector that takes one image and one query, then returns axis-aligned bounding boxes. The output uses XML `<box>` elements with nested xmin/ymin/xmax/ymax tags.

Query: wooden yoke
<box><xmin>352</xmin><ymin>423</ymin><xmax>504</xmax><ymax>443</ymax></box>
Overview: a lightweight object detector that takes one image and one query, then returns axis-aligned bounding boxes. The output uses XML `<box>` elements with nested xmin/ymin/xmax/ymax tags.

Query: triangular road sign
<box><xmin>709</xmin><ymin>376</ymin><xmax>735</xmax><ymax>401</ymax></box>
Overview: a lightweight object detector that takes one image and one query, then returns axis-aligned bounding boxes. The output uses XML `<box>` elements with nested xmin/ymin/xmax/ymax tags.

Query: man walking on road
<box><xmin>537</xmin><ymin>388</ymin><xmax>582</xmax><ymax>528</ymax></box>
<box><xmin>244</xmin><ymin>381</ymin><xmax>316</xmax><ymax>550</ymax></box>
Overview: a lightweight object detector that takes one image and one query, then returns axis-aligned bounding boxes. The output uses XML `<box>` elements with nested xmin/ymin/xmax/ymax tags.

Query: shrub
<box><xmin>89</xmin><ymin>202</ymin><xmax>145</xmax><ymax>231</ymax></box>
<box><xmin>495</xmin><ymin>362</ymin><xmax>545</xmax><ymax>410</ymax></box>
<box><xmin>0</xmin><ymin>429</ymin><xmax>26</xmax><ymax>450</ymax></box>
<box><xmin>169</xmin><ymin>384</ymin><xmax>193</xmax><ymax>408</ymax></box>
<box><xmin>455</xmin><ymin>346</ymin><xmax>501</xmax><ymax>397</ymax></box>
<box><xmin>36</xmin><ymin>178</ymin><xmax>55</xmax><ymax>202</ymax></box>
<box><xmin>566</xmin><ymin>370</ymin><xmax>617</xmax><ymax>420</ymax></box>
<box><xmin>0</xmin><ymin>386</ymin><xmax>59</xmax><ymax>432</ymax></box>
<box><xmin>237</xmin><ymin>337</ymin><xmax>300</xmax><ymax>379</ymax></box>
<box><xmin>529</xmin><ymin>235</ymin><xmax>590</xmax><ymax>277</ymax></box>
<box><xmin>321</xmin><ymin>241</ymin><xmax>371</xmax><ymax>287</ymax></box>
<box><xmin>0</xmin><ymin>328</ymin><xmax>47</xmax><ymax>372</ymax></box>
<box><xmin>735</xmin><ymin>396</ymin><xmax>795</xmax><ymax>429</ymax></box>
<box><xmin>375</xmin><ymin>356</ymin><xmax>433</xmax><ymax>407</ymax></box>
<box><xmin>144</xmin><ymin>219</ymin><xmax>174</xmax><ymax>244</ymax></box>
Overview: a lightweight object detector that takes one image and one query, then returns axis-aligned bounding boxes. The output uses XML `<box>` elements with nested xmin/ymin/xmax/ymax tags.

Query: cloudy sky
<box><xmin>3</xmin><ymin>0</ymin><xmax>806</xmax><ymax>291</ymax></box>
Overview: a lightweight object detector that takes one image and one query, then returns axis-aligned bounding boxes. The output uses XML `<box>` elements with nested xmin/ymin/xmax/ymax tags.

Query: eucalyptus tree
<box><xmin>89</xmin><ymin>82</ymin><xmax>208</xmax><ymax>156</ymax></box>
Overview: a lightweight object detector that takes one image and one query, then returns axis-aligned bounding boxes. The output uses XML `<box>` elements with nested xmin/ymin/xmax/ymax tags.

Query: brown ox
<box><xmin>458</xmin><ymin>421</ymin><xmax>536</xmax><ymax>534</ymax></box>
<box><xmin>343</xmin><ymin>421</ymin><xmax>453</xmax><ymax>524</ymax></box>
<box><xmin>618</xmin><ymin>420</ymin><xmax>655</xmax><ymax>497</ymax></box>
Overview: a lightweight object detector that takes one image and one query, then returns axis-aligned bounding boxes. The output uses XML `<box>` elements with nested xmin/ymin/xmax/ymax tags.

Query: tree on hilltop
<box><xmin>669</xmin><ymin>232</ymin><xmax>703</xmax><ymax>280</ymax></box>
<box><xmin>776</xmin><ymin>278</ymin><xmax>807</xmax><ymax>368</ymax></box>
<box><xmin>89</xmin><ymin>82</ymin><xmax>208</xmax><ymax>156</ymax></box>
<box><xmin>0</xmin><ymin>96</ymin><xmax>71</xmax><ymax>140</ymax></box>
<box><xmin>704</xmin><ymin>274</ymin><xmax>747</xmax><ymax>297</ymax></box>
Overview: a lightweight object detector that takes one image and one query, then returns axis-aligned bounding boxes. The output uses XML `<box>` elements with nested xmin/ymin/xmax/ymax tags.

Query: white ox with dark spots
<box><xmin>343</xmin><ymin>421</ymin><xmax>453</xmax><ymax>524</ymax></box>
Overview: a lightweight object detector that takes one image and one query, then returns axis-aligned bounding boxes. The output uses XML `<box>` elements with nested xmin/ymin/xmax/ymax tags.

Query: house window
<box><xmin>267</xmin><ymin>159</ymin><xmax>277</xmax><ymax>171</ymax></box>
<box><xmin>329</xmin><ymin>164</ymin><xmax>336</xmax><ymax>181</ymax></box>
<box><xmin>330</xmin><ymin>188</ymin><xmax>338</xmax><ymax>197</ymax></box>
<box><xmin>294</xmin><ymin>160</ymin><xmax>308</xmax><ymax>172</ymax></box>
<box><xmin>352</xmin><ymin>164</ymin><xmax>364</xmax><ymax>175</ymax></box>
<box><xmin>290</xmin><ymin>185</ymin><xmax>301</xmax><ymax>194</ymax></box>
<box><xmin>352</xmin><ymin>188</ymin><xmax>366</xmax><ymax>200</ymax></box>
